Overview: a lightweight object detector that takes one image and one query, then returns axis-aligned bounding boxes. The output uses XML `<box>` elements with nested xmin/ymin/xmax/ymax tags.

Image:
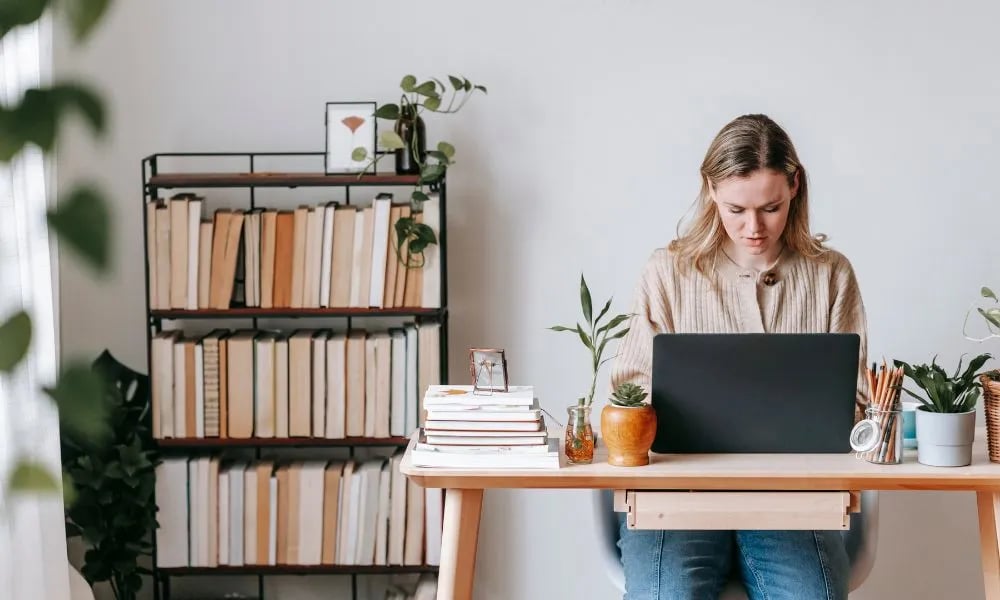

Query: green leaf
<box><xmin>474</xmin><ymin>84</ymin><xmax>488</xmax><ymax>94</ymax></box>
<box><xmin>984</xmin><ymin>287</ymin><xmax>998</xmax><ymax>301</ymax></box>
<box><xmin>580</xmin><ymin>274</ymin><xmax>593</xmax><ymax>326</ymax></box>
<box><xmin>374</xmin><ymin>104</ymin><xmax>400</xmax><ymax>120</ymax></box>
<box><xmin>350</xmin><ymin>147</ymin><xmax>367</xmax><ymax>161</ymax></box>
<box><xmin>45</xmin><ymin>362</ymin><xmax>110</xmax><ymax>441</ymax></box>
<box><xmin>448</xmin><ymin>75</ymin><xmax>464</xmax><ymax>90</ymax></box>
<box><xmin>437</xmin><ymin>141</ymin><xmax>455</xmax><ymax>158</ymax></box>
<box><xmin>413</xmin><ymin>81</ymin><xmax>438</xmax><ymax>97</ymax></box>
<box><xmin>419</xmin><ymin>163</ymin><xmax>445</xmax><ymax>184</ymax></box>
<box><xmin>423</xmin><ymin>96</ymin><xmax>441</xmax><ymax>111</ymax></box>
<box><xmin>548</xmin><ymin>325</ymin><xmax>575</xmax><ymax>332</ymax></box>
<box><xmin>407</xmin><ymin>223</ymin><xmax>437</xmax><ymax>254</ymax></box>
<box><xmin>47</xmin><ymin>184</ymin><xmax>111</xmax><ymax>271</ymax></box>
<box><xmin>0</xmin><ymin>0</ymin><xmax>48</xmax><ymax>39</ymax></box>
<box><xmin>426</xmin><ymin>150</ymin><xmax>450</xmax><ymax>163</ymax></box>
<box><xmin>411</xmin><ymin>190</ymin><xmax>429</xmax><ymax>203</ymax></box>
<box><xmin>0</xmin><ymin>310</ymin><xmax>31</xmax><ymax>373</ymax></box>
<box><xmin>593</xmin><ymin>299</ymin><xmax>612</xmax><ymax>327</ymax></box>
<box><xmin>63</xmin><ymin>470</ymin><xmax>77</xmax><ymax>506</ymax></box>
<box><xmin>597</xmin><ymin>313</ymin><xmax>631</xmax><ymax>337</ymax></box>
<box><xmin>575</xmin><ymin>324</ymin><xmax>594</xmax><ymax>352</ymax></box>
<box><xmin>50</xmin><ymin>83</ymin><xmax>105</xmax><ymax>135</ymax></box>
<box><xmin>66</xmin><ymin>0</ymin><xmax>113</xmax><ymax>42</ymax></box>
<box><xmin>400</xmin><ymin>75</ymin><xmax>417</xmax><ymax>92</ymax></box>
<box><xmin>378</xmin><ymin>130</ymin><xmax>405</xmax><ymax>150</ymax></box>
<box><xmin>8</xmin><ymin>460</ymin><xmax>59</xmax><ymax>494</ymax></box>
<box><xmin>980</xmin><ymin>308</ymin><xmax>1000</xmax><ymax>329</ymax></box>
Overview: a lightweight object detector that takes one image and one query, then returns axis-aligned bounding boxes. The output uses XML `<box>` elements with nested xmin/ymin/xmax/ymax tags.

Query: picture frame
<box><xmin>325</xmin><ymin>101</ymin><xmax>377</xmax><ymax>174</ymax></box>
<box><xmin>469</xmin><ymin>348</ymin><xmax>509</xmax><ymax>393</ymax></box>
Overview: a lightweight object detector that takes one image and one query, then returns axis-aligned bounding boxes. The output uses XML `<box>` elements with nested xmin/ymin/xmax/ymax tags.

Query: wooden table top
<box><xmin>400</xmin><ymin>428</ymin><xmax>1000</xmax><ymax>491</ymax></box>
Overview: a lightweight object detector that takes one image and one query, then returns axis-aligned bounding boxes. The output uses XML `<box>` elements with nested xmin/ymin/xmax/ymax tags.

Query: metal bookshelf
<box><xmin>140</xmin><ymin>152</ymin><xmax>447</xmax><ymax>600</ymax></box>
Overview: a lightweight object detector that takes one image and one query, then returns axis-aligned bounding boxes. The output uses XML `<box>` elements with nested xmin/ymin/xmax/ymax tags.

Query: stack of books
<box><xmin>410</xmin><ymin>385</ymin><xmax>560</xmax><ymax>469</ymax></box>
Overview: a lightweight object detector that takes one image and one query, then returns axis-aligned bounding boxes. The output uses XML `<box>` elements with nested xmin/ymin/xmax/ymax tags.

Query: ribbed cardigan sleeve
<box><xmin>827</xmin><ymin>252</ymin><xmax>870</xmax><ymax>420</ymax></box>
<box><xmin>609</xmin><ymin>250</ymin><xmax>674</xmax><ymax>395</ymax></box>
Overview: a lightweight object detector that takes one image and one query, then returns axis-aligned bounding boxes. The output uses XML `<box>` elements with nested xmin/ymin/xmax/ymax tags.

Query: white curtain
<box><xmin>0</xmin><ymin>17</ymin><xmax>71</xmax><ymax>600</ymax></box>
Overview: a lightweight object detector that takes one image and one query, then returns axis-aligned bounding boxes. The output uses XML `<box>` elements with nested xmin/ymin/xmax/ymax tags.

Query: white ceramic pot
<box><xmin>915</xmin><ymin>408</ymin><xmax>976</xmax><ymax>467</ymax></box>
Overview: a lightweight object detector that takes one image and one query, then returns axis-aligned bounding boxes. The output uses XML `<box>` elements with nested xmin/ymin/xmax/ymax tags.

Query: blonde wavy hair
<box><xmin>669</xmin><ymin>114</ymin><xmax>828</xmax><ymax>276</ymax></box>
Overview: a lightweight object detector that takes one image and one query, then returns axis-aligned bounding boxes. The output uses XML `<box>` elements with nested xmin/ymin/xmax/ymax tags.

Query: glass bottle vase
<box><xmin>394</xmin><ymin>105</ymin><xmax>426</xmax><ymax>175</ymax></box>
<box><xmin>565</xmin><ymin>403</ymin><xmax>595</xmax><ymax>464</ymax></box>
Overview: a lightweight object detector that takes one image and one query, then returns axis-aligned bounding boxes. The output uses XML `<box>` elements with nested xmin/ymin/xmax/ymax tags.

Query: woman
<box><xmin>610</xmin><ymin>114</ymin><xmax>869</xmax><ymax>600</ymax></box>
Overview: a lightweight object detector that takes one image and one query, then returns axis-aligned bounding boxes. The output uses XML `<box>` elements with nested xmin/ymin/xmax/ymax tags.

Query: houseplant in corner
<box><xmin>894</xmin><ymin>353</ymin><xmax>991</xmax><ymax>467</ymax></box>
<box><xmin>964</xmin><ymin>286</ymin><xmax>1000</xmax><ymax>462</ymax></box>
<box><xmin>601</xmin><ymin>382</ymin><xmax>657</xmax><ymax>467</ymax></box>
<box><xmin>548</xmin><ymin>274</ymin><xmax>631</xmax><ymax>464</ymax></box>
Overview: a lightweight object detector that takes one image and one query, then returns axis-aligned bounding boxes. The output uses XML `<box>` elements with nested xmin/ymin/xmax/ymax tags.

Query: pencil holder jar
<box><xmin>855</xmin><ymin>406</ymin><xmax>903</xmax><ymax>465</ymax></box>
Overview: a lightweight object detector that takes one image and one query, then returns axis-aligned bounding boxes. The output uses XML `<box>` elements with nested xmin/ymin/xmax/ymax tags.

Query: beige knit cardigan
<box><xmin>609</xmin><ymin>246</ymin><xmax>870</xmax><ymax>420</ymax></box>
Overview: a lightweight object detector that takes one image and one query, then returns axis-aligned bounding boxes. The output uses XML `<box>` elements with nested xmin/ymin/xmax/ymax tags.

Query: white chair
<box><xmin>593</xmin><ymin>488</ymin><xmax>878</xmax><ymax>598</ymax></box>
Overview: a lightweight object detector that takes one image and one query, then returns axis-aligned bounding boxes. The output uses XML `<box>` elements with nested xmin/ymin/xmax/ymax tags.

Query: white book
<box><xmin>424</xmin><ymin>420</ymin><xmax>542</xmax><ymax>432</ymax></box>
<box><xmin>387</xmin><ymin>453</ymin><xmax>406</xmax><ymax>565</ymax></box>
<box><xmin>319</xmin><ymin>203</ymin><xmax>335</xmax><ymax>307</ymax></box>
<box><xmin>152</xmin><ymin>332</ymin><xmax>176</xmax><ymax>439</ymax></box>
<box><xmin>229</xmin><ymin>463</ymin><xmax>245</xmax><ymax>566</ymax></box>
<box><xmin>425</xmin><ymin>487</ymin><xmax>443</xmax><ymax>566</ymax></box>
<box><xmin>312</xmin><ymin>332</ymin><xmax>329</xmax><ymax>437</ymax></box>
<box><xmin>425</xmin><ymin>402</ymin><xmax>541</xmax><ymax>422</ymax></box>
<box><xmin>154</xmin><ymin>458</ymin><xmax>189</xmax><ymax>567</ymax></box>
<box><xmin>412</xmin><ymin>440</ymin><xmax>560</xmax><ymax>470</ymax></box>
<box><xmin>374</xmin><ymin>460</ymin><xmax>391</xmax><ymax>565</ymax></box>
<box><xmin>389</xmin><ymin>330</ymin><xmax>406</xmax><ymax>436</ymax></box>
<box><xmin>299</xmin><ymin>463</ymin><xmax>326</xmax><ymax>565</ymax></box>
<box><xmin>325</xmin><ymin>334</ymin><xmax>347</xmax><ymax>439</ymax></box>
<box><xmin>419</xmin><ymin>195</ymin><xmax>441</xmax><ymax>308</ymax></box>
<box><xmin>348</xmin><ymin>209</ymin><xmax>366</xmax><ymax>307</ymax></box>
<box><xmin>424</xmin><ymin>433</ymin><xmax>547</xmax><ymax>446</ymax></box>
<box><xmin>218</xmin><ymin>470</ymin><xmax>229</xmax><ymax>565</ymax></box>
<box><xmin>255</xmin><ymin>334</ymin><xmax>276</xmax><ymax>438</ymax></box>
<box><xmin>172</xmin><ymin>341</ymin><xmax>186</xmax><ymax>437</ymax></box>
<box><xmin>364</xmin><ymin>337</ymin><xmax>378</xmax><ymax>437</ymax></box>
<box><xmin>198</xmin><ymin>458</ymin><xmax>211</xmax><ymax>566</ymax></box>
<box><xmin>275</xmin><ymin>337</ymin><xmax>289</xmax><ymax>438</ymax></box>
<box><xmin>337</xmin><ymin>461</ymin><xmax>356</xmax><ymax>564</ymax></box>
<box><xmin>423</xmin><ymin>384</ymin><xmax>536</xmax><ymax>407</ymax></box>
<box><xmin>187</xmin><ymin>460</ymin><xmax>200</xmax><ymax>566</ymax></box>
<box><xmin>186</xmin><ymin>199</ymin><xmax>202</xmax><ymax>310</ymax></box>
<box><xmin>356</xmin><ymin>460</ymin><xmax>383</xmax><ymax>565</ymax></box>
<box><xmin>195</xmin><ymin>343</ymin><xmax>205</xmax><ymax>438</ymax></box>
<box><xmin>405</xmin><ymin>325</ymin><xmax>419</xmax><ymax>435</ymax></box>
<box><xmin>304</xmin><ymin>207</ymin><xmax>323</xmax><ymax>308</ymax></box>
<box><xmin>268</xmin><ymin>475</ymin><xmax>278</xmax><ymax>565</ymax></box>
<box><xmin>368</xmin><ymin>196</ymin><xmax>391</xmax><ymax>308</ymax></box>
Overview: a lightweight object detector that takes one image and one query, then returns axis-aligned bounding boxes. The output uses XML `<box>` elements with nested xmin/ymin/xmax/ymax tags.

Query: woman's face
<box><xmin>711</xmin><ymin>168</ymin><xmax>798</xmax><ymax>258</ymax></box>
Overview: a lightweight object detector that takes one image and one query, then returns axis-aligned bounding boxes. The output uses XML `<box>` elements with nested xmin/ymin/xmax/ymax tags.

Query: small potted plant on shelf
<box><xmin>548</xmin><ymin>274</ymin><xmax>631</xmax><ymax>465</ymax></box>
<box><xmin>894</xmin><ymin>353</ymin><xmax>991</xmax><ymax>467</ymax></box>
<box><xmin>351</xmin><ymin>74</ymin><xmax>486</xmax><ymax>270</ymax></box>
<box><xmin>601</xmin><ymin>382</ymin><xmax>657</xmax><ymax>467</ymax></box>
<box><xmin>964</xmin><ymin>286</ymin><xmax>1000</xmax><ymax>462</ymax></box>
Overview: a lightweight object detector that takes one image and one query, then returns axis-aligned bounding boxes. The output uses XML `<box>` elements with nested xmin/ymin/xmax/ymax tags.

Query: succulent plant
<box><xmin>610</xmin><ymin>382</ymin><xmax>648</xmax><ymax>408</ymax></box>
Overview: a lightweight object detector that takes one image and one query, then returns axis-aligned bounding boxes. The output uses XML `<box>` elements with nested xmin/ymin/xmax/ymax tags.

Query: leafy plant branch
<box><xmin>964</xmin><ymin>286</ymin><xmax>1000</xmax><ymax>343</ymax></box>
<box><xmin>548</xmin><ymin>274</ymin><xmax>632</xmax><ymax>407</ymax></box>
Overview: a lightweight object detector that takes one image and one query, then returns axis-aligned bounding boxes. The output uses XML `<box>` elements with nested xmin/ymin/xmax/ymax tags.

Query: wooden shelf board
<box><xmin>157</xmin><ymin>564</ymin><xmax>439</xmax><ymax>576</ymax></box>
<box><xmin>150</xmin><ymin>307</ymin><xmax>444</xmax><ymax>319</ymax></box>
<box><xmin>156</xmin><ymin>436</ymin><xmax>409</xmax><ymax>448</ymax></box>
<box><xmin>147</xmin><ymin>172</ymin><xmax>421</xmax><ymax>188</ymax></box>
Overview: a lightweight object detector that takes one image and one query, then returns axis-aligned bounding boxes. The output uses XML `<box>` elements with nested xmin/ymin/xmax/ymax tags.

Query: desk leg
<box><xmin>977</xmin><ymin>491</ymin><xmax>1000</xmax><ymax>599</ymax></box>
<box><xmin>437</xmin><ymin>489</ymin><xmax>484</xmax><ymax>600</ymax></box>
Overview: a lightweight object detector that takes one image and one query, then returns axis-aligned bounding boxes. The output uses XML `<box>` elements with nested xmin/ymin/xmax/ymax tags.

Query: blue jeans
<box><xmin>617</xmin><ymin>514</ymin><xmax>849</xmax><ymax>600</ymax></box>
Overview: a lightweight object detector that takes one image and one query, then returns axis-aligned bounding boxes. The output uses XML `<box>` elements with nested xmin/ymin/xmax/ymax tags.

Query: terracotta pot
<box><xmin>601</xmin><ymin>403</ymin><xmax>657</xmax><ymax>466</ymax></box>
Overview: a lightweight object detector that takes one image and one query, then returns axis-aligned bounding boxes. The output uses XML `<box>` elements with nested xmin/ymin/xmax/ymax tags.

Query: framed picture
<box><xmin>469</xmin><ymin>348</ymin><xmax>509</xmax><ymax>393</ymax></box>
<box><xmin>325</xmin><ymin>101</ymin><xmax>376</xmax><ymax>174</ymax></box>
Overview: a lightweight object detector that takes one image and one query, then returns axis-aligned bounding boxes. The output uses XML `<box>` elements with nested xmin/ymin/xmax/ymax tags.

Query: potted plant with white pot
<box><xmin>894</xmin><ymin>353</ymin><xmax>991</xmax><ymax>467</ymax></box>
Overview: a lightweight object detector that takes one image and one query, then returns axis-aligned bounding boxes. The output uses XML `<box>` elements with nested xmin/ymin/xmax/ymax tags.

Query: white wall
<box><xmin>55</xmin><ymin>1</ymin><xmax>1000</xmax><ymax>598</ymax></box>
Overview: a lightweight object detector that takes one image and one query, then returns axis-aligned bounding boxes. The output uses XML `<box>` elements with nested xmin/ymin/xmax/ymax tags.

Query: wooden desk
<box><xmin>400</xmin><ymin>428</ymin><xmax>1000</xmax><ymax>600</ymax></box>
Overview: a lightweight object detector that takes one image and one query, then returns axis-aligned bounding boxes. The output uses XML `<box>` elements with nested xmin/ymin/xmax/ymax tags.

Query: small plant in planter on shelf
<box><xmin>602</xmin><ymin>382</ymin><xmax>658</xmax><ymax>467</ymax></box>
<box><xmin>351</xmin><ymin>74</ymin><xmax>486</xmax><ymax>269</ymax></box>
<box><xmin>894</xmin><ymin>353</ymin><xmax>991</xmax><ymax>467</ymax></box>
<box><xmin>548</xmin><ymin>274</ymin><xmax>631</xmax><ymax>465</ymax></box>
<box><xmin>964</xmin><ymin>286</ymin><xmax>1000</xmax><ymax>462</ymax></box>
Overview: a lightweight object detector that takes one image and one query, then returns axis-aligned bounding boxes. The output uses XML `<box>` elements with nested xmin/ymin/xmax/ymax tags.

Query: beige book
<box><xmin>145</xmin><ymin>201</ymin><xmax>159</xmax><ymax>309</ymax></box>
<box><xmin>275</xmin><ymin>465</ymin><xmax>290</xmax><ymax>565</ymax></box>
<box><xmin>198</xmin><ymin>221</ymin><xmax>214</xmax><ymax>309</ymax></box>
<box><xmin>151</xmin><ymin>331</ymin><xmax>177</xmax><ymax>439</ymax></box>
<box><xmin>186</xmin><ymin>198</ymin><xmax>202</xmax><ymax>310</ymax></box>
<box><xmin>311</xmin><ymin>331</ymin><xmax>330</xmax><ymax>437</ymax></box>
<box><xmin>202</xmin><ymin>331</ymin><xmax>223</xmax><ymax>438</ymax></box>
<box><xmin>392</xmin><ymin>206</ymin><xmax>412</xmax><ymax>308</ymax></box>
<box><xmin>303</xmin><ymin>206</ymin><xmax>323</xmax><ymax>308</ymax></box>
<box><xmin>288</xmin><ymin>331</ymin><xmax>314</xmax><ymax>437</ymax></box>
<box><xmin>260</xmin><ymin>210</ymin><xmax>278</xmax><ymax>308</ymax></box>
<box><xmin>207</xmin><ymin>457</ymin><xmax>220</xmax><ymax>567</ymax></box>
<box><xmin>227</xmin><ymin>331</ymin><xmax>257</xmax><ymax>438</ymax></box>
<box><xmin>169</xmin><ymin>197</ymin><xmax>188</xmax><ymax>309</ymax></box>
<box><xmin>275</xmin><ymin>336</ymin><xmax>289</xmax><ymax>438</ymax></box>
<box><xmin>374</xmin><ymin>460</ymin><xmax>391</xmax><ymax>565</ymax></box>
<box><xmin>329</xmin><ymin>206</ymin><xmax>356</xmax><ymax>307</ymax></box>
<box><xmin>185</xmin><ymin>340</ymin><xmax>197</xmax><ymax>437</ymax></box>
<box><xmin>417</xmin><ymin>323</ymin><xmax>441</xmax><ymax>425</ymax></box>
<box><xmin>402</xmin><ymin>477</ymin><xmax>425</xmax><ymax>565</ymax></box>
<box><xmin>382</xmin><ymin>205</ymin><xmax>403</xmax><ymax>308</ymax></box>
<box><xmin>364</xmin><ymin>336</ymin><xmax>378</xmax><ymax>438</ymax></box>
<box><xmin>286</xmin><ymin>464</ymin><xmax>302</xmax><ymax>564</ymax></box>
<box><xmin>272</xmin><ymin>211</ymin><xmax>295</xmax><ymax>308</ymax></box>
<box><xmin>324</xmin><ymin>334</ymin><xmax>347</xmax><ymax>439</ymax></box>
<box><xmin>345</xmin><ymin>331</ymin><xmax>367</xmax><ymax>437</ymax></box>
<box><xmin>207</xmin><ymin>210</ymin><xmax>230</xmax><ymax>309</ymax></box>
<box><xmin>387</xmin><ymin>452</ymin><xmax>406</xmax><ymax>565</ymax></box>
<box><xmin>154</xmin><ymin>204</ymin><xmax>171</xmax><ymax>311</ymax></box>
<box><xmin>357</xmin><ymin>206</ymin><xmax>375</xmax><ymax>308</ymax></box>
<box><xmin>154</xmin><ymin>458</ymin><xmax>189</xmax><ymax>567</ymax></box>
<box><xmin>319</xmin><ymin>203</ymin><xmax>336</xmax><ymax>307</ymax></box>
<box><xmin>290</xmin><ymin>206</ymin><xmax>309</xmax><ymax>308</ymax></box>
<box><xmin>348</xmin><ymin>209</ymin><xmax>366</xmax><ymax>308</ymax></box>
<box><xmin>336</xmin><ymin>460</ymin><xmax>356</xmax><ymax>563</ymax></box>
<box><xmin>172</xmin><ymin>339</ymin><xmax>187</xmax><ymax>437</ymax></box>
<box><xmin>321</xmin><ymin>462</ymin><xmax>343</xmax><ymax>564</ymax></box>
<box><xmin>254</xmin><ymin>334</ymin><xmax>276</xmax><ymax>438</ymax></box>
<box><xmin>368</xmin><ymin>197</ymin><xmax>392</xmax><ymax>308</ymax></box>
<box><xmin>401</xmin><ymin>212</ymin><xmax>424</xmax><ymax>307</ymax></box>
<box><xmin>298</xmin><ymin>463</ymin><xmax>326</xmax><ymax>565</ymax></box>
<box><xmin>243</xmin><ymin>466</ymin><xmax>258</xmax><ymax>565</ymax></box>
<box><xmin>255</xmin><ymin>461</ymin><xmax>274</xmax><ymax>566</ymax></box>
<box><xmin>219</xmin><ymin>337</ymin><xmax>229</xmax><ymax>438</ymax></box>
<box><xmin>210</xmin><ymin>210</ymin><xmax>245</xmax><ymax>309</ymax></box>
<box><xmin>374</xmin><ymin>334</ymin><xmax>392</xmax><ymax>438</ymax></box>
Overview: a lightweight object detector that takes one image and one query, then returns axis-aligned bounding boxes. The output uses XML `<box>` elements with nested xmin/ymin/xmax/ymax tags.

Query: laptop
<box><xmin>650</xmin><ymin>333</ymin><xmax>860</xmax><ymax>454</ymax></box>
